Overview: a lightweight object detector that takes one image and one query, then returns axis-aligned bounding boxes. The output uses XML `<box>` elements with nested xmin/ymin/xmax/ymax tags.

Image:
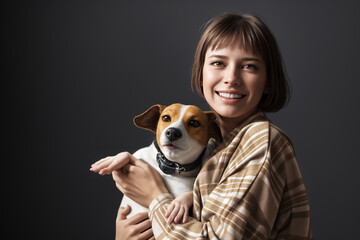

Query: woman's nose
<box><xmin>224</xmin><ymin>65</ymin><xmax>241</xmax><ymax>85</ymax></box>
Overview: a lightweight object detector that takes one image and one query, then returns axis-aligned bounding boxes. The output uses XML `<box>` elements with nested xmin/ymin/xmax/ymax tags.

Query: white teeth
<box><xmin>218</xmin><ymin>92</ymin><xmax>244</xmax><ymax>99</ymax></box>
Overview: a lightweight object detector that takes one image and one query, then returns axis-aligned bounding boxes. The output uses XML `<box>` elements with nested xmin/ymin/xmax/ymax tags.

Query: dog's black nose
<box><xmin>165</xmin><ymin>128</ymin><xmax>182</xmax><ymax>141</ymax></box>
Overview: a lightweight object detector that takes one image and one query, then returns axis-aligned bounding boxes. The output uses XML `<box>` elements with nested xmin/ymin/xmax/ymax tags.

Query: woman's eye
<box><xmin>188</xmin><ymin>120</ymin><xmax>200</xmax><ymax>127</ymax></box>
<box><xmin>162</xmin><ymin>115</ymin><xmax>171</xmax><ymax>122</ymax></box>
<box><xmin>243</xmin><ymin>64</ymin><xmax>257</xmax><ymax>70</ymax></box>
<box><xmin>211</xmin><ymin>61</ymin><xmax>225</xmax><ymax>67</ymax></box>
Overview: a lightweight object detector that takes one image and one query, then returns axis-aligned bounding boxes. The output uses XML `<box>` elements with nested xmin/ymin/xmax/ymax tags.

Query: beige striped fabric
<box><xmin>148</xmin><ymin>112</ymin><xmax>312</xmax><ymax>239</ymax></box>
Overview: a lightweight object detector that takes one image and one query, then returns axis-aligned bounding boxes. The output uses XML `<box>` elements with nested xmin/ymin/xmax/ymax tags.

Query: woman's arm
<box><xmin>122</xmin><ymin>124</ymin><xmax>311</xmax><ymax>239</ymax></box>
<box><xmin>113</xmin><ymin>146</ymin><xmax>276</xmax><ymax>239</ymax></box>
<box><xmin>147</xmin><ymin>150</ymin><xmax>281</xmax><ymax>239</ymax></box>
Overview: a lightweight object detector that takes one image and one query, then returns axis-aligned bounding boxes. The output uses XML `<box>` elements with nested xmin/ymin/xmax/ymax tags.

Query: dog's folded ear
<box><xmin>133</xmin><ymin>104</ymin><xmax>167</xmax><ymax>133</ymax></box>
<box><xmin>205</xmin><ymin>111</ymin><xmax>222</xmax><ymax>143</ymax></box>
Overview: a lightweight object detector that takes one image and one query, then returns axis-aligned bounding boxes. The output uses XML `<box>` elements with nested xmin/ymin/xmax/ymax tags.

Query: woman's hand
<box><xmin>115</xmin><ymin>205</ymin><xmax>154</xmax><ymax>240</ymax></box>
<box><xmin>112</xmin><ymin>152</ymin><xmax>169</xmax><ymax>208</ymax></box>
<box><xmin>165</xmin><ymin>191</ymin><xmax>193</xmax><ymax>224</ymax></box>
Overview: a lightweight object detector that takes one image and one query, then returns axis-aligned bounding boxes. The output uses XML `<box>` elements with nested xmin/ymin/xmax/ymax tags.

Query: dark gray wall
<box><xmin>4</xmin><ymin>0</ymin><xmax>360</xmax><ymax>239</ymax></box>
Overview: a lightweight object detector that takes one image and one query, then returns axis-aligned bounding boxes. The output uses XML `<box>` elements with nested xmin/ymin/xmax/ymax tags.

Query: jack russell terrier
<box><xmin>118</xmin><ymin>103</ymin><xmax>219</xmax><ymax>218</ymax></box>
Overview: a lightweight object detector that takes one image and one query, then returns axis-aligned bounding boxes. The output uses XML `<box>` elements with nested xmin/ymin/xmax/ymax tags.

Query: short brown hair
<box><xmin>191</xmin><ymin>13</ymin><xmax>290</xmax><ymax>112</ymax></box>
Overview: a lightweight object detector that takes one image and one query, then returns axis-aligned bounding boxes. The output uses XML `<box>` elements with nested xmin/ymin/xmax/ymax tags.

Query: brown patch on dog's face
<box><xmin>182</xmin><ymin>105</ymin><xmax>210</xmax><ymax>147</ymax></box>
<box><xmin>155</xmin><ymin>104</ymin><xmax>212</xmax><ymax>149</ymax></box>
<box><xmin>156</xmin><ymin>104</ymin><xmax>182</xmax><ymax>145</ymax></box>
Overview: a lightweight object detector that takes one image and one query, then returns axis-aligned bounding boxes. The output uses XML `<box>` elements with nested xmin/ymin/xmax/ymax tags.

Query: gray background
<box><xmin>3</xmin><ymin>0</ymin><xmax>360</xmax><ymax>239</ymax></box>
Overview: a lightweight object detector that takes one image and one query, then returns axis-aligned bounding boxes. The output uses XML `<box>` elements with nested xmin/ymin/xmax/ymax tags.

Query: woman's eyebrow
<box><xmin>208</xmin><ymin>54</ymin><xmax>228</xmax><ymax>59</ymax></box>
<box><xmin>208</xmin><ymin>55</ymin><xmax>262</xmax><ymax>62</ymax></box>
<box><xmin>241</xmin><ymin>57</ymin><xmax>262</xmax><ymax>62</ymax></box>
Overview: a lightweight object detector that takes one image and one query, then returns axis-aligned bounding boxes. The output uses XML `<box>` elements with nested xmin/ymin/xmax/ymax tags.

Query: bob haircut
<box><xmin>191</xmin><ymin>13</ymin><xmax>290</xmax><ymax>112</ymax></box>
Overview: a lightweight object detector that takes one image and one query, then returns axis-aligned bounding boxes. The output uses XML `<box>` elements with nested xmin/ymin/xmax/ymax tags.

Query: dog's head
<box><xmin>134</xmin><ymin>103</ymin><xmax>219</xmax><ymax>164</ymax></box>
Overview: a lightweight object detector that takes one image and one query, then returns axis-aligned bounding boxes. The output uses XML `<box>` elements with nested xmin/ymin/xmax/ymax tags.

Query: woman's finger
<box><xmin>165</xmin><ymin>203</ymin><xmax>175</xmax><ymax>217</ymax></box>
<box><xmin>117</xmin><ymin>204</ymin><xmax>131</xmax><ymax>220</ymax></box>
<box><xmin>92</xmin><ymin>155</ymin><xmax>115</xmax><ymax>167</ymax></box>
<box><xmin>94</xmin><ymin>152</ymin><xmax>133</xmax><ymax>172</ymax></box>
<box><xmin>175</xmin><ymin>207</ymin><xmax>185</xmax><ymax>223</ymax></box>
<box><xmin>134</xmin><ymin>218</ymin><xmax>152</xmax><ymax>233</ymax></box>
<box><xmin>122</xmin><ymin>163</ymin><xmax>133</xmax><ymax>172</ymax></box>
<box><xmin>123</xmin><ymin>162</ymin><xmax>144</xmax><ymax>174</ymax></box>
<box><xmin>182</xmin><ymin>208</ymin><xmax>189</xmax><ymax>223</ymax></box>
<box><xmin>91</xmin><ymin>158</ymin><xmax>111</xmax><ymax>171</ymax></box>
<box><xmin>121</xmin><ymin>164</ymin><xmax>144</xmax><ymax>179</ymax></box>
<box><xmin>127</xmin><ymin>212</ymin><xmax>149</xmax><ymax>225</ymax></box>
<box><xmin>167</xmin><ymin>204</ymin><xmax>180</xmax><ymax>223</ymax></box>
<box><xmin>98</xmin><ymin>160</ymin><xmax>115</xmax><ymax>174</ymax></box>
<box><xmin>91</xmin><ymin>156</ymin><xmax>110</xmax><ymax>167</ymax></box>
<box><xmin>104</xmin><ymin>157</ymin><xmax>128</xmax><ymax>173</ymax></box>
<box><xmin>138</xmin><ymin>226</ymin><xmax>153</xmax><ymax>240</ymax></box>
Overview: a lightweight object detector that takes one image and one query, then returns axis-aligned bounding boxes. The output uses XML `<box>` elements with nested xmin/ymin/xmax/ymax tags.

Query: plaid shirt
<box><xmin>149</xmin><ymin>112</ymin><xmax>312</xmax><ymax>239</ymax></box>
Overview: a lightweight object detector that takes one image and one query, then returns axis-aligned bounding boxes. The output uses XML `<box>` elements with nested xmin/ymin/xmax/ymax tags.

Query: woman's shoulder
<box><xmin>239</xmin><ymin>116</ymin><xmax>295</xmax><ymax>155</ymax></box>
<box><xmin>267</xmin><ymin>122</ymin><xmax>296</xmax><ymax>161</ymax></box>
<box><xmin>268</xmin><ymin>123</ymin><xmax>294</xmax><ymax>146</ymax></box>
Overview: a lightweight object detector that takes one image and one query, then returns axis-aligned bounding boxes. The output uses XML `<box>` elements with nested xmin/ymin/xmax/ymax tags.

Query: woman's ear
<box><xmin>133</xmin><ymin>105</ymin><xmax>166</xmax><ymax>133</ymax></box>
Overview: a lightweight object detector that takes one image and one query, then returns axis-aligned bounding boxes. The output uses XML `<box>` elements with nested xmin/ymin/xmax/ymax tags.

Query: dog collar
<box><xmin>154</xmin><ymin>141</ymin><xmax>204</xmax><ymax>175</ymax></box>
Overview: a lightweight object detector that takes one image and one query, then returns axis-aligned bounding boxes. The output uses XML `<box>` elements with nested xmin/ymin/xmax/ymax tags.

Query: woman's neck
<box><xmin>217</xmin><ymin>111</ymin><xmax>257</xmax><ymax>139</ymax></box>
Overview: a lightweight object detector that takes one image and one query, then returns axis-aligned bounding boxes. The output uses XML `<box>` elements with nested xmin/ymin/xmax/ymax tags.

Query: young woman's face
<box><xmin>202</xmin><ymin>45</ymin><xmax>267</xmax><ymax>123</ymax></box>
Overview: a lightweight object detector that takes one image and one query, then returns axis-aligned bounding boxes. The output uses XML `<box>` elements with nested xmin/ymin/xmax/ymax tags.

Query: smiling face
<box><xmin>202</xmin><ymin>45</ymin><xmax>267</xmax><ymax>131</ymax></box>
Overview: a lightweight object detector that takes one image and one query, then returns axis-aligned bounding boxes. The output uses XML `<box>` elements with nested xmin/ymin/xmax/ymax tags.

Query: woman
<box><xmin>111</xmin><ymin>13</ymin><xmax>312</xmax><ymax>239</ymax></box>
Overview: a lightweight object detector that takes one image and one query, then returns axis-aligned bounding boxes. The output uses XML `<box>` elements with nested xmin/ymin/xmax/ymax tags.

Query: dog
<box><xmin>120</xmin><ymin>103</ymin><xmax>219</xmax><ymax>217</ymax></box>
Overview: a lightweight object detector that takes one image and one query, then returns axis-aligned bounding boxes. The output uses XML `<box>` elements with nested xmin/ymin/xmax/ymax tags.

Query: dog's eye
<box><xmin>188</xmin><ymin>120</ymin><xmax>200</xmax><ymax>127</ymax></box>
<box><xmin>162</xmin><ymin>115</ymin><xmax>171</xmax><ymax>122</ymax></box>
